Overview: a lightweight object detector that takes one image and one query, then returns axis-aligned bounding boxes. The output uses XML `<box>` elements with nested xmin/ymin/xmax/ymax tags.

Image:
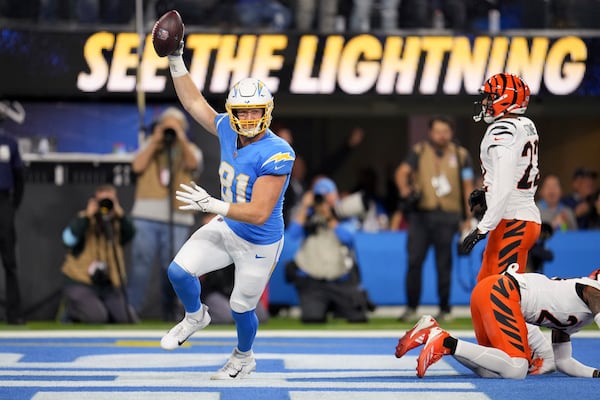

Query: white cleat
<box><xmin>211</xmin><ymin>348</ymin><xmax>257</xmax><ymax>380</ymax></box>
<box><xmin>160</xmin><ymin>305</ymin><xmax>211</xmax><ymax>350</ymax></box>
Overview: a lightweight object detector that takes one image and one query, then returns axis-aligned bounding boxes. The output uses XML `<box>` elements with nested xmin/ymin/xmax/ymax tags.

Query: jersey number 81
<box><xmin>219</xmin><ymin>162</ymin><xmax>250</xmax><ymax>203</ymax></box>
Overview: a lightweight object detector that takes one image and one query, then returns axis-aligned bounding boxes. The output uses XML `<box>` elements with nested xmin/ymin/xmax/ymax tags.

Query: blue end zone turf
<box><xmin>0</xmin><ymin>331</ymin><xmax>598</xmax><ymax>400</ymax></box>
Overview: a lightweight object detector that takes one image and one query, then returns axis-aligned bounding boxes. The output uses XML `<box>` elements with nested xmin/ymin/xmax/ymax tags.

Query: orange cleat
<box><xmin>395</xmin><ymin>315</ymin><xmax>440</xmax><ymax>358</ymax></box>
<box><xmin>416</xmin><ymin>327</ymin><xmax>451</xmax><ymax>378</ymax></box>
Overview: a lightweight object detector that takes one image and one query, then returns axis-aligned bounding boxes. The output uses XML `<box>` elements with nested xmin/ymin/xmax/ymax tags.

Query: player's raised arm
<box><xmin>152</xmin><ymin>11</ymin><xmax>218</xmax><ymax>136</ymax></box>
<box><xmin>168</xmin><ymin>47</ymin><xmax>218</xmax><ymax>136</ymax></box>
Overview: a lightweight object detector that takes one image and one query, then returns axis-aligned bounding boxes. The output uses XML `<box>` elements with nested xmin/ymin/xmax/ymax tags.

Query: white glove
<box><xmin>168</xmin><ymin>41</ymin><xmax>187</xmax><ymax>78</ymax></box>
<box><xmin>176</xmin><ymin>182</ymin><xmax>230</xmax><ymax>216</ymax></box>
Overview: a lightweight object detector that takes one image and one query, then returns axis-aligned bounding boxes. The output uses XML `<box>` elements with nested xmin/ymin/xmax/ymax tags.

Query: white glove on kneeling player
<box><xmin>176</xmin><ymin>182</ymin><xmax>230</xmax><ymax>216</ymax></box>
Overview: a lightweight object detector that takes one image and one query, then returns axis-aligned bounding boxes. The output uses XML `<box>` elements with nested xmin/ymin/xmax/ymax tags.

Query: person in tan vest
<box><xmin>395</xmin><ymin>115</ymin><xmax>474</xmax><ymax>323</ymax></box>
<box><xmin>127</xmin><ymin>107</ymin><xmax>203</xmax><ymax>321</ymax></box>
<box><xmin>60</xmin><ymin>184</ymin><xmax>136</xmax><ymax>323</ymax></box>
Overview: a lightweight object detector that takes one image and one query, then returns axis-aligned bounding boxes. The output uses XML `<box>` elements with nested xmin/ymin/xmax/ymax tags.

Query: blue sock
<box><xmin>167</xmin><ymin>261</ymin><xmax>201</xmax><ymax>313</ymax></box>
<box><xmin>232</xmin><ymin>310</ymin><xmax>258</xmax><ymax>352</ymax></box>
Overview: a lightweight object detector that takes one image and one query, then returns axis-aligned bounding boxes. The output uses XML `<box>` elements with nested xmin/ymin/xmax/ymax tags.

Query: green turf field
<box><xmin>0</xmin><ymin>316</ymin><xmax>475</xmax><ymax>331</ymax></box>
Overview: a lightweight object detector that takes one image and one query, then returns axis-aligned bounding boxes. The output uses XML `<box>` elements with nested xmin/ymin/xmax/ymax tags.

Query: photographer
<box><xmin>127</xmin><ymin>107</ymin><xmax>203</xmax><ymax>321</ymax></box>
<box><xmin>60</xmin><ymin>185</ymin><xmax>136</xmax><ymax>323</ymax></box>
<box><xmin>285</xmin><ymin>177</ymin><xmax>370</xmax><ymax>323</ymax></box>
<box><xmin>394</xmin><ymin>116</ymin><xmax>474</xmax><ymax>322</ymax></box>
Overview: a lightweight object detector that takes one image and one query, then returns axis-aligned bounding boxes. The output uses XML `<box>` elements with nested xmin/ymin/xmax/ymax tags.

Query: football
<box><xmin>152</xmin><ymin>10</ymin><xmax>184</xmax><ymax>57</ymax></box>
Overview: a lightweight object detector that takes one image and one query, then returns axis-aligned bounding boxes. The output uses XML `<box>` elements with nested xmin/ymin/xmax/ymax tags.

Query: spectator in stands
<box><xmin>0</xmin><ymin>126</ymin><xmax>25</xmax><ymax>325</ymax></box>
<box><xmin>235</xmin><ymin>0</ymin><xmax>292</xmax><ymax>31</ymax></box>
<box><xmin>60</xmin><ymin>184</ymin><xmax>137</xmax><ymax>323</ymax></box>
<box><xmin>537</xmin><ymin>174</ymin><xmax>577</xmax><ymax>231</ymax></box>
<box><xmin>295</xmin><ymin>0</ymin><xmax>339</xmax><ymax>32</ymax></box>
<box><xmin>561</xmin><ymin>167</ymin><xmax>599</xmax><ymax>230</ymax></box>
<box><xmin>74</xmin><ymin>0</ymin><xmax>133</xmax><ymax>24</ymax></box>
<box><xmin>395</xmin><ymin>115</ymin><xmax>474</xmax><ymax>323</ymax></box>
<box><xmin>349</xmin><ymin>0</ymin><xmax>400</xmax><ymax>32</ymax></box>
<box><xmin>285</xmin><ymin>177</ymin><xmax>371</xmax><ymax>323</ymax></box>
<box><xmin>127</xmin><ymin>107</ymin><xmax>203</xmax><ymax>321</ymax></box>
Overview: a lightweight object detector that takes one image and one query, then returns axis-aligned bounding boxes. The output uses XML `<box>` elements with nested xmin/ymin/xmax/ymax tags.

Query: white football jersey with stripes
<box><xmin>516</xmin><ymin>272</ymin><xmax>600</xmax><ymax>336</ymax></box>
<box><xmin>477</xmin><ymin>116</ymin><xmax>541</xmax><ymax>233</ymax></box>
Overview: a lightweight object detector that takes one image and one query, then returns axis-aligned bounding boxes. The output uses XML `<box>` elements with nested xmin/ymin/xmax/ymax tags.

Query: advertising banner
<box><xmin>1</xmin><ymin>28</ymin><xmax>598</xmax><ymax>99</ymax></box>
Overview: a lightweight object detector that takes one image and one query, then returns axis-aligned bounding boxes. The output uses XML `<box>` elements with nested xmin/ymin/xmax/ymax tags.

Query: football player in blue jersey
<box><xmin>158</xmin><ymin>38</ymin><xmax>295</xmax><ymax>380</ymax></box>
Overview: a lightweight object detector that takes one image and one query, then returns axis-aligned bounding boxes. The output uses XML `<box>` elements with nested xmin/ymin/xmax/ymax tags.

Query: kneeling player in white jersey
<box><xmin>395</xmin><ymin>264</ymin><xmax>600</xmax><ymax>379</ymax></box>
<box><xmin>157</xmin><ymin>24</ymin><xmax>295</xmax><ymax>380</ymax></box>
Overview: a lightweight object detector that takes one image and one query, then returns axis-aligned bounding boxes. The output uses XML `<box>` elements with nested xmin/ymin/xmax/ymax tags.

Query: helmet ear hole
<box><xmin>476</xmin><ymin>73</ymin><xmax>530</xmax><ymax>123</ymax></box>
<box><xmin>225</xmin><ymin>78</ymin><xmax>274</xmax><ymax>137</ymax></box>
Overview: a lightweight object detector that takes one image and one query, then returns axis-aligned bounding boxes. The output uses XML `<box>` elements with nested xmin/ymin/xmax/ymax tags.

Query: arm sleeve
<box><xmin>62</xmin><ymin>214</ymin><xmax>90</xmax><ymax>256</ymax></box>
<box><xmin>477</xmin><ymin>145</ymin><xmax>516</xmax><ymax>233</ymax></box>
<box><xmin>334</xmin><ymin>219</ymin><xmax>358</xmax><ymax>247</ymax></box>
<box><xmin>460</xmin><ymin>148</ymin><xmax>475</xmax><ymax>181</ymax></box>
<box><xmin>118</xmin><ymin>215</ymin><xmax>136</xmax><ymax>245</ymax></box>
<box><xmin>405</xmin><ymin>150</ymin><xmax>419</xmax><ymax>170</ymax></box>
<box><xmin>259</xmin><ymin>142</ymin><xmax>295</xmax><ymax>176</ymax></box>
<box><xmin>64</xmin><ymin>215</ymin><xmax>90</xmax><ymax>246</ymax></box>
<box><xmin>12</xmin><ymin>167</ymin><xmax>24</xmax><ymax>209</ymax></box>
<box><xmin>285</xmin><ymin>220</ymin><xmax>305</xmax><ymax>241</ymax></box>
<box><xmin>553</xmin><ymin>341</ymin><xmax>597</xmax><ymax>377</ymax></box>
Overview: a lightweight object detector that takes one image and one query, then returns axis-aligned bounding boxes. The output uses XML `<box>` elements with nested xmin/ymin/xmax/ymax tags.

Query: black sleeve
<box><xmin>118</xmin><ymin>215</ymin><xmax>136</xmax><ymax>246</ymax></box>
<box><xmin>12</xmin><ymin>167</ymin><xmax>24</xmax><ymax>209</ymax></box>
<box><xmin>66</xmin><ymin>215</ymin><xmax>91</xmax><ymax>256</ymax></box>
<box><xmin>68</xmin><ymin>215</ymin><xmax>91</xmax><ymax>241</ymax></box>
<box><xmin>405</xmin><ymin>150</ymin><xmax>419</xmax><ymax>170</ymax></box>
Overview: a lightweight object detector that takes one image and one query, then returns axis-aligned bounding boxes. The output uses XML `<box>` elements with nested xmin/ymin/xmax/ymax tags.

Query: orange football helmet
<box><xmin>589</xmin><ymin>268</ymin><xmax>600</xmax><ymax>282</ymax></box>
<box><xmin>473</xmin><ymin>73</ymin><xmax>530</xmax><ymax>123</ymax></box>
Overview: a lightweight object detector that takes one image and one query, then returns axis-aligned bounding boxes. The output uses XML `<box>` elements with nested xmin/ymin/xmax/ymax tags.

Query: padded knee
<box><xmin>230</xmin><ymin>298</ymin><xmax>253</xmax><ymax>314</ymax></box>
<box><xmin>167</xmin><ymin>261</ymin><xmax>193</xmax><ymax>284</ymax></box>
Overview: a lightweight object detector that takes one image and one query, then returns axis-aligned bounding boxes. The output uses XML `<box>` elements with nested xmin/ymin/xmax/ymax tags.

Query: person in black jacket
<box><xmin>0</xmin><ymin>130</ymin><xmax>25</xmax><ymax>324</ymax></box>
<box><xmin>60</xmin><ymin>184</ymin><xmax>137</xmax><ymax>323</ymax></box>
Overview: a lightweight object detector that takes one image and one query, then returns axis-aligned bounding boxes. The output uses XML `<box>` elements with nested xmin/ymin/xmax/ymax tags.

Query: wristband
<box><xmin>595</xmin><ymin>313</ymin><xmax>600</xmax><ymax>330</ymax></box>
<box><xmin>168</xmin><ymin>56</ymin><xmax>188</xmax><ymax>78</ymax></box>
<box><xmin>211</xmin><ymin>199</ymin><xmax>230</xmax><ymax>217</ymax></box>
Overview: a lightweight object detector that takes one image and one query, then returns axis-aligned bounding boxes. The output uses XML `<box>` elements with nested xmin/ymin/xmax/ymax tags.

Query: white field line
<box><xmin>1</xmin><ymin>329</ymin><xmax>600</xmax><ymax>339</ymax></box>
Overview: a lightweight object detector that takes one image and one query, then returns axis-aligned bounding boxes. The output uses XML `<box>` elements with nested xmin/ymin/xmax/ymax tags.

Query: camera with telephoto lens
<box><xmin>314</xmin><ymin>194</ymin><xmax>325</xmax><ymax>205</ymax></box>
<box><xmin>98</xmin><ymin>198</ymin><xmax>114</xmax><ymax>214</ymax></box>
<box><xmin>163</xmin><ymin>127</ymin><xmax>177</xmax><ymax>145</ymax></box>
<box><xmin>398</xmin><ymin>191</ymin><xmax>421</xmax><ymax>214</ymax></box>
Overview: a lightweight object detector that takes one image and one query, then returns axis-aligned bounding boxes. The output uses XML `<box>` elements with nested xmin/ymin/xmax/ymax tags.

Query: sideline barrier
<box><xmin>269</xmin><ymin>230</ymin><xmax>600</xmax><ymax>307</ymax></box>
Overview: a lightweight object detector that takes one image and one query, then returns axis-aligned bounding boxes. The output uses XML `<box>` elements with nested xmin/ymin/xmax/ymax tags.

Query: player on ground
<box><xmin>396</xmin><ymin>264</ymin><xmax>600</xmax><ymax>379</ymax></box>
<box><xmin>458</xmin><ymin>73</ymin><xmax>554</xmax><ymax>372</ymax></box>
<box><xmin>157</xmin><ymin>27</ymin><xmax>295</xmax><ymax>380</ymax></box>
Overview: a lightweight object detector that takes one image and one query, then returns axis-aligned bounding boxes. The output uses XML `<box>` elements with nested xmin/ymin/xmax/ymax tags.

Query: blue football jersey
<box><xmin>215</xmin><ymin>114</ymin><xmax>295</xmax><ymax>244</ymax></box>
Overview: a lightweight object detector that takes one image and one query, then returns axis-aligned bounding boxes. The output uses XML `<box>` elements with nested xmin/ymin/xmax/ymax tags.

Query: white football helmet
<box><xmin>225</xmin><ymin>78</ymin><xmax>274</xmax><ymax>137</ymax></box>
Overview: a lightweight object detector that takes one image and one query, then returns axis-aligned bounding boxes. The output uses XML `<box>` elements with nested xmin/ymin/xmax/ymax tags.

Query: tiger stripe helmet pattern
<box><xmin>589</xmin><ymin>268</ymin><xmax>600</xmax><ymax>282</ymax></box>
<box><xmin>474</xmin><ymin>73</ymin><xmax>530</xmax><ymax>123</ymax></box>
